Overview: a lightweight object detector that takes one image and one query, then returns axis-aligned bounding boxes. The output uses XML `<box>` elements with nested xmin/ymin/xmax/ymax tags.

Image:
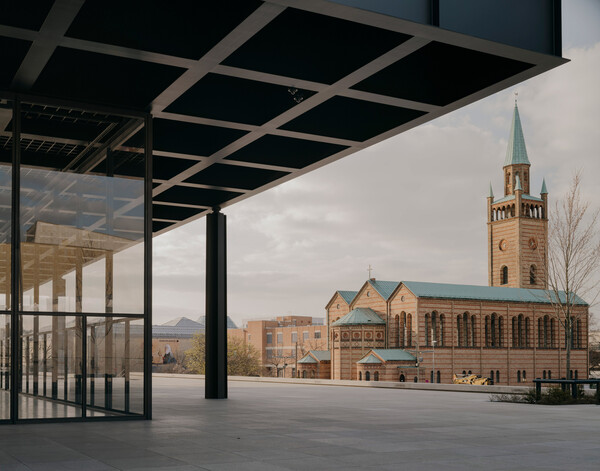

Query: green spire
<box><xmin>541</xmin><ymin>177</ymin><xmax>548</xmax><ymax>194</ymax></box>
<box><xmin>488</xmin><ymin>182</ymin><xmax>494</xmax><ymax>198</ymax></box>
<box><xmin>504</xmin><ymin>102</ymin><xmax>530</xmax><ymax>167</ymax></box>
<box><xmin>515</xmin><ymin>174</ymin><xmax>523</xmax><ymax>191</ymax></box>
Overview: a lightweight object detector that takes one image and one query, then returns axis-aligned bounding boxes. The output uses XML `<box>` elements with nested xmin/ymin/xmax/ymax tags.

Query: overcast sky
<box><xmin>153</xmin><ymin>0</ymin><xmax>600</xmax><ymax>326</ymax></box>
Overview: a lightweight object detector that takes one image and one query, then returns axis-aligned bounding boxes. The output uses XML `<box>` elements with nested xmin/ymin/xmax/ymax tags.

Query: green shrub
<box><xmin>491</xmin><ymin>386</ymin><xmax>598</xmax><ymax>405</ymax></box>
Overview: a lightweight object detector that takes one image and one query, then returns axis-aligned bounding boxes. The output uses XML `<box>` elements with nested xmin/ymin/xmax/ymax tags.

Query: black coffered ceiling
<box><xmin>0</xmin><ymin>0</ymin><xmax>565</xmax><ymax>236</ymax></box>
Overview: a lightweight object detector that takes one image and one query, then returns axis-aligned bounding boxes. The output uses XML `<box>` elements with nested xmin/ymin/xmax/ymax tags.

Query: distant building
<box><xmin>298</xmin><ymin>104</ymin><xmax>589</xmax><ymax>385</ymax></box>
<box><xmin>196</xmin><ymin>315</ymin><xmax>238</xmax><ymax>329</ymax></box>
<box><xmin>152</xmin><ymin>315</ymin><xmax>237</xmax><ymax>366</ymax></box>
<box><xmin>229</xmin><ymin>315</ymin><xmax>327</xmax><ymax>377</ymax></box>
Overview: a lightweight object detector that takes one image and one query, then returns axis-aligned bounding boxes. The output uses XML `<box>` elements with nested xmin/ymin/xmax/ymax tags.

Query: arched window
<box><xmin>512</xmin><ymin>317</ymin><xmax>518</xmax><ymax>347</ymax></box>
<box><xmin>463</xmin><ymin>312</ymin><xmax>470</xmax><ymax>347</ymax></box>
<box><xmin>311</xmin><ymin>370</ymin><xmax>315</xmax><ymax>379</ymax></box>
<box><xmin>522</xmin><ymin>370</ymin><xmax>526</xmax><ymax>381</ymax></box>
<box><xmin>436</xmin><ymin>371</ymin><xmax>441</xmax><ymax>384</ymax></box>
<box><xmin>400</xmin><ymin>312</ymin><xmax>406</xmax><ymax>346</ymax></box>
<box><xmin>432</xmin><ymin>311</ymin><xmax>438</xmax><ymax>345</ymax></box>
<box><xmin>468</xmin><ymin>370</ymin><xmax>472</xmax><ymax>375</ymax></box>
<box><xmin>548</xmin><ymin>370</ymin><xmax>552</xmax><ymax>379</ymax></box>
<box><xmin>575</xmin><ymin>370</ymin><xmax>578</xmax><ymax>379</ymax></box>
<box><xmin>543</xmin><ymin>316</ymin><xmax>549</xmax><ymax>348</ymax></box>
<box><xmin>393</xmin><ymin>315</ymin><xmax>400</xmax><ymax>348</ymax></box>
<box><xmin>501</xmin><ymin>266</ymin><xmax>508</xmax><ymax>285</ymax></box>
<box><xmin>525</xmin><ymin>317</ymin><xmax>530</xmax><ymax>347</ymax></box>
<box><xmin>439</xmin><ymin>314</ymin><xmax>445</xmax><ymax>346</ymax></box>
<box><xmin>498</xmin><ymin>316</ymin><xmax>503</xmax><ymax>347</ymax></box>
<box><xmin>577</xmin><ymin>319</ymin><xmax>582</xmax><ymax>348</ymax></box>
<box><xmin>359</xmin><ymin>371</ymin><xmax>362</xmax><ymax>381</ymax></box>
<box><xmin>496</xmin><ymin>370</ymin><xmax>500</xmax><ymax>383</ymax></box>
<box><xmin>517</xmin><ymin>370</ymin><xmax>521</xmax><ymax>382</ymax></box>
<box><xmin>538</xmin><ymin>318</ymin><xmax>543</xmax><ymax>348</ymax></box>
<box><xmin>462</xmin><ymin>370</ymin><xmax>466</xmax><ymax>375</ymax></box>
<box><xmin>543</xmin><ymin>370</ymin><xmax>546</xmax><ymax>379</ymax></box>
<box><xmin>430</xmin><ymin>370</ymin><xmax>434</xmax><ymax>383</ymax></box>
<box><xmin>457</xmin><ymin>315</ymin><xmax>462</xmax><ymax>347</ymax></box>
<box><xmin>491</xmin><ymin>314</ymin><xmax>497</xmax><ymax>347</ymax></box>
<box><xmin>530</xmin><ymin>265</ymin><xmax>536</xmax><ymax>285</ymax></box>
<box><xmin>407</xmin><ymin>314</ymin><xmax>412</xmax><ymax>346</ymax></box>
<box><xmin>550</xmin><ymin>318</ymin><xmax>556</xmax><ymax>348</ymax></box>
<box><xmin>399</xmin><ymin>373</ymin><xmax>405</xmax><ymax>382</ymax></box>
<box><xmin>471</xmin><ymin>315</ymin><xmax>476</xmax><ymax>347</ymax></box>
<box><xmin>425</xmin><ymin>313</ymin><xmax>430</xmax><ymax>346</ymax></box>
<box><xmin>302</xmin><ymin>371</ymin><xmax>307</xmax><ymax>378</ymax></box>
<box><xmin>490</xmin><ymin>370</ymin><xmax>494</xmax><ymax>382</ymax></box>
<box><xmin>485</xmin><ymin>316</ymin><xmax>490</xmax><ymax>347</ymax></box>
<box><xmin>365</xmin><ymin>371</ymin><xmax>370</xmax><ymax>381</ymax></box>
<box><xmin>374</xmin><ymin>371</ymin><xmax>379</xmax><ymax>381</ymax></box>
<box><xmin>518</xmin><ymin>314</ymin><xmax>524</xmax><ymax>347</ymax></box>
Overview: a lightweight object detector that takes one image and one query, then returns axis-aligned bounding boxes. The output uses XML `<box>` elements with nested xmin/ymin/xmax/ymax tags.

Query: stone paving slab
<box><xmin>0</xmin><ymin>377</ymin><xmax>598</xmax><ymax>470</ymax></box>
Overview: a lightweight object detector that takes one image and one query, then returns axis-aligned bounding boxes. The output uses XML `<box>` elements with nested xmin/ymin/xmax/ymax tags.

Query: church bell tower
<box><xmin>487</xmin><ymin>101</ymin><xmax>548</xmax><ymax>289</ymax></box>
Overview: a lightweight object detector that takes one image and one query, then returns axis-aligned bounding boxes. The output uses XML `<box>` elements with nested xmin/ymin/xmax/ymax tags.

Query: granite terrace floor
<box><xmin>0</xmin><ymin>376</ymin><xmax>598</xmax><ymax>470</ymax></box>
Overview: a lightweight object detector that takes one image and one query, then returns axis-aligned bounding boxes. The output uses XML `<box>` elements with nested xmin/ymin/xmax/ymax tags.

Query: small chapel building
<box><xmin>298</xmin><ymin>103</ymin><xmax>589</xmax><ymax>385</ymax></box>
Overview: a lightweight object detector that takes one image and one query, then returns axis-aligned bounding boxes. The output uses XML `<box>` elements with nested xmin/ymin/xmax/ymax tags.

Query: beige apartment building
<box><xmin>229</xmin><ymin>316</ymin><xmax>327</xmax><ymax>377</ymax></box>
<box><xmin>298</xmin><ymin>104</ymin><xmax>589</xmax><ymax>385</ymax></box>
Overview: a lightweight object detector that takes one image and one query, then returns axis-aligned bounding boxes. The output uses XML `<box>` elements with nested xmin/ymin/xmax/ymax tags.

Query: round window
<box><xmin>366</xmin><ymin>291</ymin><xmax>370</xmax><ymax>297</ymax></box>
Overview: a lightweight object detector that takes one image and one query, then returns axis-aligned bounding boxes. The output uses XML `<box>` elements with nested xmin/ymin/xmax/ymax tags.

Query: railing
<box><xmin>532</xmin><ymin>378</ymin><xmax>600</xmax><ymax>401</ymax></box>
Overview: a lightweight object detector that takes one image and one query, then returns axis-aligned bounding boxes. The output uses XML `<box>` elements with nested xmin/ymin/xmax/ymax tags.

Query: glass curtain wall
<box><xmin>0</xmin><ymin>97</ymin><xmax>12</xmax><ymax>420</ymax></box>
<box><xmin>0</xmin><ymin>96</ymin><xmax>149</xmax><ymax>422</ymax></box>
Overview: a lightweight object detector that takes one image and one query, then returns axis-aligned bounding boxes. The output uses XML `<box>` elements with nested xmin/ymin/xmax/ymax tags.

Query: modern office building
<box><xmin>0</xmin><ymin>0</ymin><xmax>566</xmax><ymax>422</ymax></box>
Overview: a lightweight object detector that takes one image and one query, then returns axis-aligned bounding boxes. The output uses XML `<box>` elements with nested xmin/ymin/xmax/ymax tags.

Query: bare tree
<box><xmin>544</xmin><ymin>172</ymin><xmax>600</xmax><ymax>379</ymax></box>
<box><xmin>265</xmin><ymin>348</ymin><xmax>295</xmax><ymax>377</ymax></box>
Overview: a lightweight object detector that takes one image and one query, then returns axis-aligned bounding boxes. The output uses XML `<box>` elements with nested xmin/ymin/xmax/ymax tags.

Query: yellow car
<box><xmin>453</xmin><ymin>374</ymin><xmax>492</xmax><ymax>385</ymax></box>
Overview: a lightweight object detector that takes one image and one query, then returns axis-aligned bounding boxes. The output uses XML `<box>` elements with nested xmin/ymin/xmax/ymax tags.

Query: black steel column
<box><xmin>205</xmin><ymin>208</ymin><xmax>227</xmax><ymax>399</ymax></box>
<box><xmin>10</xmin><ymin>98</ymin><xmax>21</xmax><ymax>423</ymax></box>
<box><xmin>143</xmin><ymin>114</ymin><xmax>153</xmax><ymax>419</ymax></box>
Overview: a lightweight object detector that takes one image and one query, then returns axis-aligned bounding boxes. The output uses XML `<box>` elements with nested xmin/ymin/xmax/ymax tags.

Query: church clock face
<box><xmin>529</xmin><ymin>237</ymin><xmax>538</xmax><ymax>250</ymax></box>
<box><xmin>499</xmin><ymin>239</ymin><xmax>508</xmax><ymax>251</ymax></box>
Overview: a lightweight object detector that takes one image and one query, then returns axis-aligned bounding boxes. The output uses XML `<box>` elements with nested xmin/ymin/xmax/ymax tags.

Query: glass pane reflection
<box><xmin>19</xmin><ymin>103</ymin><xmax>145</xmax><ymax>315</ymax></box>
<box><xmin>0</xmin><ymin>315</ymin><xmax>10</xmax><ymax>420</ymax></box>
<box><xmin>20</xmin><ymin>170</ymin><xmax>144</xmax><ymax>314</ymax></box>
<box><xmin>87</xmin><ymin>317</ymin><xmax>144</xmax><ymax>416</ymax></box>
<box><xmin>19</xmin><ymin>315</ymin><xmax>82</xmax><ymax>419</ymax></box>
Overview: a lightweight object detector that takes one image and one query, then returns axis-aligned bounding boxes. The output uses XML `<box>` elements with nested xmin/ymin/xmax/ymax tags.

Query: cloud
<box><xmin>153</xmin><ymin>42</ymin><xmax>600</xmax><ymax>325</ymax></box>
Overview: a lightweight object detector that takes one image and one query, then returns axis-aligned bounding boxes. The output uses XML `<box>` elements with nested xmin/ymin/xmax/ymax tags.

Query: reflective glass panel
<box><xmin>19</xmin><ymin>315</ymin><xmax>82</xmax><ymax>419</ymax></box>
<box><xmin>87</xmin><ymin>317</ymin><xmax>144</xmax><ymax>416</ymax></box>
<box><xmin>0</xmin><ymin>315</ymin><xmax>10</xmax><ymax>420</ymax></box>
<box><xmin>0</xmin><ymin>98</ymin><xmax>11</xmax><ymax>311</ymax></box>
<box><xmin>19</xmin><ymin>102</ymin><xmax>144</xmax><ymax>314</ymax></box>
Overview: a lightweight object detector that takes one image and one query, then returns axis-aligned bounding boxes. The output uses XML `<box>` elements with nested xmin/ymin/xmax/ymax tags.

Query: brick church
<box><xmin>298</xmin><ymin>103</ymin><xmax>589</xmax><ymax>385</ymax></box>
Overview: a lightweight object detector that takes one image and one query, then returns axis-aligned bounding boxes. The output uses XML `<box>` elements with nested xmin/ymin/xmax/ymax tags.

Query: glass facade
<box><xmin>0</xmin><ymin>95</ymin><xmax>150</xmax><ymax>423</ymax></box>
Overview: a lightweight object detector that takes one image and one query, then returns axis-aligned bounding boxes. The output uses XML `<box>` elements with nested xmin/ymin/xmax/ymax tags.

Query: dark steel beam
<box><xmin>11</xmin><ymin>0</ymin><xmax>85</xmax><ymax>90</ymax></box>
<box><xmin>151</xmin><ymin>36</ymin><xmax>428</xmax><ymax>199</ymax></box>
<box><xmin>205</xmin><ymin>208</ymin><xmax>227</xmax><ymax>399</ymax></box>
<box><xmin>150</xmin><ymin>2</ymin><xmax>286</xmax><ymax>114</ymax></box>
<box><xmin>69</xmin><ymin>119</ymin><xmax>144</xmax><ymax>173</ymax></box>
